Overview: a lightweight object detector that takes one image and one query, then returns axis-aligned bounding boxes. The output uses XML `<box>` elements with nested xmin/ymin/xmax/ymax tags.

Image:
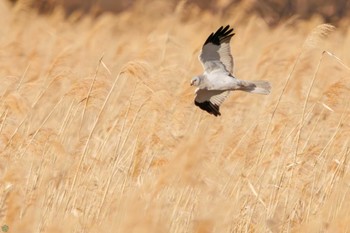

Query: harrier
<box><xmin>191</xmin><ymin>25</ymin><xmax>271</xmax><ymax>116</ymax></box>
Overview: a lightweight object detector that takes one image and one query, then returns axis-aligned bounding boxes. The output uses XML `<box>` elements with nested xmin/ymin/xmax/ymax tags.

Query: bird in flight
<box><xmin>191</xmin><ymin>25</ymin><xmax>271</xmax><ymax>116</ymax></box>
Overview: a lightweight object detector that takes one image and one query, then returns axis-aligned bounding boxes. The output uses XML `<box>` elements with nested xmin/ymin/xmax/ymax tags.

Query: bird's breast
<box><xmin>206</xmin><ymin>73</ymin><xmax>239</xmax><ymax>90</ymax></box>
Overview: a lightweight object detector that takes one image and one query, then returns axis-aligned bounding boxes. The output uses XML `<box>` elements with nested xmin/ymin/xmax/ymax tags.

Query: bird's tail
<box><xmin>239</xmin><ymin>80</ymin><xmax>271</xmax><ymax>95</ymax></box>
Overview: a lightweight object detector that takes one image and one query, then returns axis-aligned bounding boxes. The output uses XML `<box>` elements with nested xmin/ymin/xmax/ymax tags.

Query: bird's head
<box><xmin>190</xmin><ymin>76</ymin><xmax>202</xmax><ymax>86</ymax></box>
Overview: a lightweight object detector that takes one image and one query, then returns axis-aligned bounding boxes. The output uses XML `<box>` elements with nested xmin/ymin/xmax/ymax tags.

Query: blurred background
<box><xmin>7</xmin><ymin>0</ymin><xmax>350</xmax><ymax>25</ymax></box>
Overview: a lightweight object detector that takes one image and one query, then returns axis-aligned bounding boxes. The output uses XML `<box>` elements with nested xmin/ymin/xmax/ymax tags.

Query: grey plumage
<box><xmin>191</xmin><ymin>25</ymin><xmax>271</xmax><ymax>116</ymax></box>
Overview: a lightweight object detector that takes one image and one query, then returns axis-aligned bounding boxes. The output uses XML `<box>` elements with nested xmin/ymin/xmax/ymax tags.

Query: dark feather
<box><xmin>194</xmin><ymin>100</ymin><xmax>221</xmax><ymax>117</ymax></box>
<box><xmin>204</xmin><ymin>25</ymin><xmax>235</xmax><ymax>46</ymax></box>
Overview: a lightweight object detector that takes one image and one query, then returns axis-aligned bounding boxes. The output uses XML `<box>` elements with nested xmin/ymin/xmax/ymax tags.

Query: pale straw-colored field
<box><xmin>0</xmin><ymin>0</ymin><xmax>349</xmax><ymax>232</ymax></box>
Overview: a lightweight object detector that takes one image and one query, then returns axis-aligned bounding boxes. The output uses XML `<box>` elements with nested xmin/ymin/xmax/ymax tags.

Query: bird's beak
<box><xmin>190</xmin><ymin>81</ymin><xmax>193</xmax><ymax>86</ymax></box>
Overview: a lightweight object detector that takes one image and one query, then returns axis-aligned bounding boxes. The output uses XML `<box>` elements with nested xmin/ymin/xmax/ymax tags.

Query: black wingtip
<box><xmin>195</xmin><ymin>100</ymin><xmax>221</xmax><ymax>117</ymax></box>
<box><xmin>204</xmin><ymin>24</ymin><xmax>235</xmax><ymax>46</ymax></box>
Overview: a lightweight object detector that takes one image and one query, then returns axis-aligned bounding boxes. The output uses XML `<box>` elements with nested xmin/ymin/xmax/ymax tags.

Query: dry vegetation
<box><xmin>1</xmin><ymin>0</ymin><xmax>350</xmax><ymax>232</ymax></box>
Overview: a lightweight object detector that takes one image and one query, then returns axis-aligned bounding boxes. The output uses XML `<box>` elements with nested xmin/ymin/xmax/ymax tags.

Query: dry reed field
<box><xmin>1</xmin><ymin>0</ymin><xmax>350</xmax><ymax>232</ymax></box>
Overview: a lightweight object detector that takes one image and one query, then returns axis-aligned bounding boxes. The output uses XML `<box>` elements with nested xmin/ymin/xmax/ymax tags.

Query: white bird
<box><xmin>191</xmin><ymin>25</ymin><xmax>271</xmax><ymax>116</ymax></box>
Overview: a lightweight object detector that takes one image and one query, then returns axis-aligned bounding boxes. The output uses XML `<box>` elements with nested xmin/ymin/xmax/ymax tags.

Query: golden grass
<box><xmin>1</xmin><ymin>1</ymin><xmax>350</xmax><ymax>232</ymax></box>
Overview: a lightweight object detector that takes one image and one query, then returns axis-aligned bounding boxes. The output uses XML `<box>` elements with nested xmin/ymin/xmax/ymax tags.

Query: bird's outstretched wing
<box><xmin>194</xmin><ymin>89</ymin><xmax>230</xmax><ymax>116</ymax></box>
<box><xmin>199</xmin><ymin>25</ymin><xmax>235</xmax><ymax>74</ymax></box>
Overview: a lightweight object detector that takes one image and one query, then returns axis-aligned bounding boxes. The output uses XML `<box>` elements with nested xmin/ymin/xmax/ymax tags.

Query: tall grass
<box><xmin>0</xmin><ymin>1</ymin><xmax>349</xmax><ymax>232</ymax></box>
